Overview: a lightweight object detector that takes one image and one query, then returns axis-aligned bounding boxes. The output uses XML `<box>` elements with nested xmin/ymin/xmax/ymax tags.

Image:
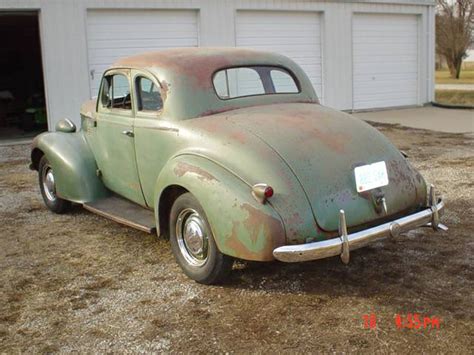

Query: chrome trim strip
<box><xmin>273</xmin><ymin>199</ymin><xmax>445</xmax><ymax>263</ymax></box>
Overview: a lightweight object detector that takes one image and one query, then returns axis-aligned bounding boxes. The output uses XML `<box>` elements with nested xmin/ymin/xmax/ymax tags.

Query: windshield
<box><xmin>213</xmin><ymin>66</ymin><xmax>300</xmax><ymax>100</ymax></box>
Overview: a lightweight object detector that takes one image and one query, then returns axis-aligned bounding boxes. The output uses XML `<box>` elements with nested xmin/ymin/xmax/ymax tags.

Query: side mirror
<box><xmin>56</xmin><ymin>118</ymin><xmax>76</xmax><ymax>133</ymax></box>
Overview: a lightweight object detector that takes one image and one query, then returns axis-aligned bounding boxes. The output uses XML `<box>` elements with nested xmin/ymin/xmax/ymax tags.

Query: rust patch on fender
<box><xmin>225</xmin><ymin>203</ymin><xmax>285</xmax><ymax>261</ymax></box>
<box><xmin>174</xmin><ymin>162</ymin><xmax>217</xmax><ymax>183</ymax></box>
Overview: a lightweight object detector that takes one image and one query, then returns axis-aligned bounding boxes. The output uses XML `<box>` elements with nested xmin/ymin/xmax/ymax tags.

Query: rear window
<box><xmin>213</xmin><ymin>66</ymin><xmax>299</xmax><ymax>100</ymax></box>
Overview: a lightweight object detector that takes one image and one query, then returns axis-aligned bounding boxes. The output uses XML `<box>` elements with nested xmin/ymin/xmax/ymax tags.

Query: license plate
<box><xmin>354</xmin><ymin>161</ymin><xmax>389</xmax><ymax>193</ymax></box>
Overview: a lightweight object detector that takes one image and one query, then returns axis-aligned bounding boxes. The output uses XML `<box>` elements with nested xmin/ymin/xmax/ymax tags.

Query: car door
<box><xmin>95</xmin><ymin>69</ymin><xmax>146</xmax><ymax>206</ymax></box>
<box><xmin>131</xmin><ymin>69</ymin><xmax>183</xmax><ymax>207</ymax></box>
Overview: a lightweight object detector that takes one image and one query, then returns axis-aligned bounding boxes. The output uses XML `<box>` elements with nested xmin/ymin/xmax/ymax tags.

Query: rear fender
<box><xmin>154</xmin><ymin>155</ymin><xmax>285</xmax><ymax>261</ymax></box>
<box><xmin>31</xmin><ymin>131</ymin><xmax>109</xmax><ymax>203</ymax></box>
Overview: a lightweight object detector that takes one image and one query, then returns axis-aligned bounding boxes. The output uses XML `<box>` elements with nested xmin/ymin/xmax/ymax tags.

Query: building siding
<box><xmin>0</xmin><ymin>0</ymin><xmax>435</xmax><ymax>129</ymax></box>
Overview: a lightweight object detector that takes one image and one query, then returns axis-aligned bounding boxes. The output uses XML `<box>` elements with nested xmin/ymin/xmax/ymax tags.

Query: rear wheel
<box><xmin>38</xmin><ymin>156</ymin><xmax>71</xmax><ymax>214</ymax></box>
<box><xmin>169</xmin><ymin>193</ymin><xmax>233</xmax><ymax>284</ymax></box>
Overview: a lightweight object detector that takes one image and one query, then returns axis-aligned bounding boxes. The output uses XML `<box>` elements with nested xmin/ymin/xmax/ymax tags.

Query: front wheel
<box><xmin>38</xmin><ymin>156</ymin><xmax>71</xmax><ymax>214</ymax></box>
<box><xmin>169</xmin><ymin>193</ymin><xmax>233</xmax><ymax>284</ymax></box>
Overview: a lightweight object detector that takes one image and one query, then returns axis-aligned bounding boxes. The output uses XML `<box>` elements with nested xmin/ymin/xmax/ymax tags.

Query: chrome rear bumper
<box><xmin>273</xmin><ymin>186</ymin><xmax>446</xmax><ymax>263</ymax></box>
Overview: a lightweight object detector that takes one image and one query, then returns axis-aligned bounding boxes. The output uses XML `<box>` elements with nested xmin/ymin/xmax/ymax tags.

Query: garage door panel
<box><xmin>353</xmin><ymin>29</ymin><xmax>418</xmax><ymax>37</ymax></box>
<box><xmin>354</xmin><ymin>42</ymin><xmax>417</xmax><ymax>52</ymax></box>
<box><xmin>354</xmin><ymin>78</ymin><xmax>418</xmax><ymax>88</ymax></box>
<box><xmin>357</xmin><ymin>82</ymin><xmax>416</xmax><ymax>94</ymax></box>
<box><xmin>88</xmin><ymin>10</ymin><xmax>197</xmax><ymax>24</ymax></box>
<box><xmin>355</xmin><ymin>95</ymin><xmax>418</xmax><ymax>105</ymax></box>
<box><xmin>238</xmin><ymin>45</ymin><xmax>321</xmax><ymax>57</ymax></box>
<box><xmin>237</xmin><ymin>11</ymin><xmax>320</xmax><ymax>23</ymax></box>
<box><xmin>354</xmin><ymin>26</ymin><xmax>418</xmax><ymax>34</ymax></box>
<box><xmin>356</xmin><ymin>98</ymin><xmax>417</xmax><ymax>109</ymax></box>
<box><xmin>354</xmin><ymin>62</ymin><xmax>417</xmax><ymax>73</ymax></box>
<box><xmin>353</xmin><ymin>14</ymin><xmax>419</xmax><ymax>110</ymax></box>
<box><xmin>238</xmin><ymin>37</ymin><xmax>321</xmax><ymax>46</ymax></box>
<box><xmin>239</xmin><ymin>22</ymin><xmax>320</xmax><ymax>37</ymax></box>
<box><xmin>356</xmin><ymin>94</ymin><xmax>418</xmax><ymax>103</ymax></box>
<box><xmin>88</xmin><ymin>38</ymin><xmax>198</xmax><ymax>51</ymax></box>
<box><xmin>353</xmin><ymin>55</ymin><xmax>418</xmax><ymax>62</ymax></box>
<box><xmin>87</xmin><ymin>10</ymin><xmax>198</xmax><ymax>97</ymax></box>
<box><xmin>356</xmin><ymin>92</ymin><xmax>418</xmax><ymax>101</ymax></box>
<box><xmin>236</xmin><ymin>11</ymin><xmax>323</xmax><ymax>102</ymax></box>
<box><xmin>88</xmin><ymin>39</ymin><xmax>199</xmax><ymax>50</ymax></box>
<box><xmin>354</xmin><ymin>39</ymin><xmax>416</xmax><ymax>46</ymax></box>
<box><xmin>90</xmin><ymin>28</ymin><xmax>198</xmax><ymax>40</ymax></box>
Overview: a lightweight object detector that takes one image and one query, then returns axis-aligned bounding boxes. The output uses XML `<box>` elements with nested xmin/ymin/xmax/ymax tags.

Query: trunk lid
<box><xmin>222</xmin><ymin>103</ymin><xmax>426</xmax><ymax>231</ymax></box>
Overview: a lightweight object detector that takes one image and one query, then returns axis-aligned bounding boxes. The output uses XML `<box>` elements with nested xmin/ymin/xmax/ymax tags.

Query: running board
<box><xmin>83</xmin><ymin>195</ymin><xmax>156</xmax><ymax>234</ymax></box>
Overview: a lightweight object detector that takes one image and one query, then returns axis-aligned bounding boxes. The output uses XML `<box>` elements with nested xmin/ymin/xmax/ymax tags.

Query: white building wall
<box><xmin>0</xmin><ymin>0</ymin><xmax>436</xmax><ymax>129</ymax></box>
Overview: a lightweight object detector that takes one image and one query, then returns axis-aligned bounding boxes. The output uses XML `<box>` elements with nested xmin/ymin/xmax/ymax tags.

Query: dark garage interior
<box><xmin>0</xmin><ymin>11</ymin><xmax>47</xmax><ymax>140</ymax></box>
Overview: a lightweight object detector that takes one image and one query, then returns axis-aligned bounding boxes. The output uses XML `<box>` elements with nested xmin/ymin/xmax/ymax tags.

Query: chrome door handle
<box><xmin>122</xmin><ymin>130</ymin><xmax>134</xmax><ymax>137</ymax></box>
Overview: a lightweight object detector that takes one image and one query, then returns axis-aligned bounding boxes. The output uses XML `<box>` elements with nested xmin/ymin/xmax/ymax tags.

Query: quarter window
<box><xmin>135</xmin><ymin>76</ymin><xmax>163</xmax><ymax>112</ymax></box>
<box><xmin>270</xmin><ymin>69</ymin><xmax>299</xmax><ymax>93</ymax></box>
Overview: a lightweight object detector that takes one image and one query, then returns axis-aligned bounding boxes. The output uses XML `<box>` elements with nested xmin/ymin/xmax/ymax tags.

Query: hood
<box><xmin>199</xmin><ymin>103</ymin><xmax>427</xmax><ymax>232</ymax></box>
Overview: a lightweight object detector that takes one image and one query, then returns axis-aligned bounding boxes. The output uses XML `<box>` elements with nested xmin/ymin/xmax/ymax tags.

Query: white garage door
<box><xmin>86</xmin><ymin>10</ymin><xmax>198</xmax><ymax>97</ymax></box>
<box><xmin>353</xmin><ymin>14</ymin><xmax>419</xmax><ymax>110</ymax></box>
<box><xmin>236</xmin><ymin>11</ymin><xmax>323</xmax><ymax>102</ymax></box>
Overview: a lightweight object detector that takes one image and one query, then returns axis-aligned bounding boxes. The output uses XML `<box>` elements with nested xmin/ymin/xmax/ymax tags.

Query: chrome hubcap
<box><xmin>176</xmin><ymin>208</ymin><xmax>209</xmax><ymax>266</ymax></box>
<box><xmin>42</xmin><ymin>166</ymin><xmax>56</xmax><ymax>201</ymax></box>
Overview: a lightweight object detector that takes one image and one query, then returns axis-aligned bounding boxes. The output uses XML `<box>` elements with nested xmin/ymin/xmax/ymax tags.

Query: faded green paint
<box><xmin>55</xmin><ymin>118</ymin><xmax>76</xmax><ymax>133</ymax></box>
<box><xmin>31</xmin><ymin>48</ymin><xmax>428</xmax><ymax>261</ymax></box>
<box><xmin>31</xmin><ymin>131</ymin><xmax>109</xmax><ymax>203</ymax></box>
<box><xmin>154</xmin><ymin>155</ymin><xmax>285</xmax><ymax>261</ymax></box>
<box><xmin>208</xmin><ymin>103</ymin><xmax>428</xmax><ymax>232</ymax></box>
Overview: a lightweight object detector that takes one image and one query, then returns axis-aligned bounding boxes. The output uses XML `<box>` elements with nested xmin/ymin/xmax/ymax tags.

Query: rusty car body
<box><xmin>30</xmin><ymin>48</ymin><xmax>446</xmax><ymax>284</ymax></box>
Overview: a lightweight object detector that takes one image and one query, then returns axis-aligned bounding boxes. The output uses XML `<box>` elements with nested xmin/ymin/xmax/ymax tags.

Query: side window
<box><xmin>112</xmin><ymin>74</ymin><xmax>132</xmax><ymax>110</ymax></box>
<box><xmin>135</xmin><ymin>76</ymin><xmax>163</xmax><ymax>112</ymax></box>
<box><xmin>271</xmin><ymin>69</ymin><xmax>299</xmax><ymax>93</ymax></box>
<box><xmin>100</xmin><ymin>73</ymin><xmax>132</xmax><ymax>110</ymax></box>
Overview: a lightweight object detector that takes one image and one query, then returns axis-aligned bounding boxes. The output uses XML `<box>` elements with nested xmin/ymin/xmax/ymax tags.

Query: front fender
<box><xmin>154</xmin><ymin>154</ymin><xmax>286</xmax><ymax>261</ymax></box>
<box><xmin>31</xmin><ymin>131</ymin><xmax>109</xmax><ymax>203</ymax></box>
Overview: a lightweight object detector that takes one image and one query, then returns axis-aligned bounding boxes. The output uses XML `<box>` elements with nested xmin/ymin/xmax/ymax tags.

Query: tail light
<box><xmin>252</xmin><ymin>183</ymin><xmax>274</xmax><ymax>204</ymax></box>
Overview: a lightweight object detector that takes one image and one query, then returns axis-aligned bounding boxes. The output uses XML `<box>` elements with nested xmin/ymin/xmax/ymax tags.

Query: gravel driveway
<box><xmin>0</xmin><ymin>123</ymin><xmax>473</xmax><ymax>353</ymax></box>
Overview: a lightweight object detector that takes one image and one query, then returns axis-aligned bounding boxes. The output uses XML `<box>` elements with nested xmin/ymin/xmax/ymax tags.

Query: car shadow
<box><xmin>220</xmin><ymin>235</ymin><xmax>468</xmax><ymax>320</ymax></box>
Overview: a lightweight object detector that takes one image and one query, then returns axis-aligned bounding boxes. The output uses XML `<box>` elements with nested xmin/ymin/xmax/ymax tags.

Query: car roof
<box><xmin>113</xmin><ymin>47</ymin><xmax>290</xmax><ymax>72</ymax></box>
<box><xmin>109</xmin><ymin>47</ymin><xmax>319</xmax><ymax>120</ymax></box>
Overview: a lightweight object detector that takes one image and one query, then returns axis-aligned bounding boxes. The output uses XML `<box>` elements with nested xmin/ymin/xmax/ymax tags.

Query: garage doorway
<box><xmin>0</xmin><ymin>11</ymin><xmax>47</xmax><ymax>141</ymax></box>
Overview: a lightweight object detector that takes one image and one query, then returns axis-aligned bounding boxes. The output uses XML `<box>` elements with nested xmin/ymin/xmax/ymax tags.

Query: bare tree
<box><xmin>436</xmin><ymin>0</ymin><xmax>473</xmax><ymax>79</ymax></box>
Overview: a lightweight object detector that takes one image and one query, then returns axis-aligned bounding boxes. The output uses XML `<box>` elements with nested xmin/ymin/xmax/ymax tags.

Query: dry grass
<box><xmin>435</xmin><ymin>90</ymin><xmax>474</xmax><ymax>106</ymax></box>
<box><xmin>435</xmin><ymin>69</ymin><xmax>474</xmax><ymax>85</ymax></box>
<box><xmin>0</xmin><ymin>127</ymin><xmax>473</xmax><ymax>353</ymax></box>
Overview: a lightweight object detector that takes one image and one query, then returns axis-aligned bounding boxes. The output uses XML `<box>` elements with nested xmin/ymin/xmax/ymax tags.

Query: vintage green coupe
<box><xmin>31</xmin><ymin>48</ymin><xmax>446</xmax><ymax>284</ymax></box>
